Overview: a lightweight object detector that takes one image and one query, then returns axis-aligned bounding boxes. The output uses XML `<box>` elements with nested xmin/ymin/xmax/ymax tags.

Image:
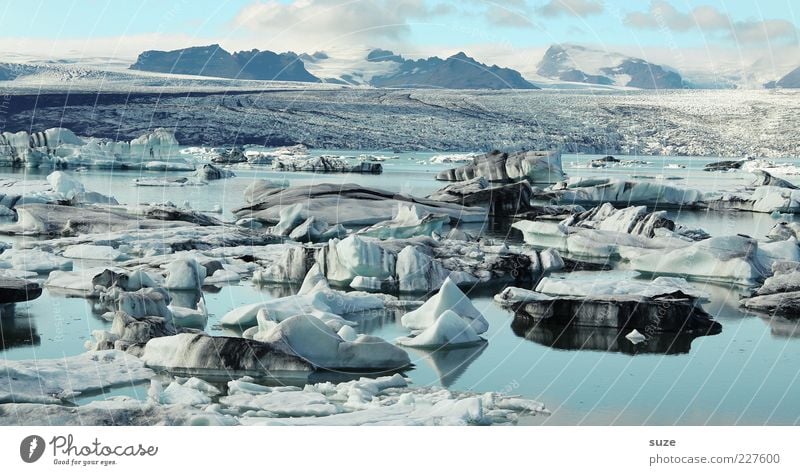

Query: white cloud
<box><xmin>232</xmin><ymin>0</ymin><xmax>452</xmax><ymax>51</ymax></box>
<box><xmin>485</xmin><ymin>4</ymin><xmax>536</xmax><ymax>28</ymax></box>
<box><xmin>537</xmin><ymin>0</ymin><xmax>604</xmax><ymax>18</ymax></box>
<box><xmin>624</xmin><ymin>1</ymin><xmax>798</xmax><ymax>45</ymax></box>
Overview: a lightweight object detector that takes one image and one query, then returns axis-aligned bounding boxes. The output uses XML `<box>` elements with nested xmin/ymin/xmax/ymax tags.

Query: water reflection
<box><xmin>760</xmin><ymin>315</ymin><xmax>800</xmax><ymax>339</ymax></box>
<box><xmin>0</xmin><ymin>304</ymin><xmax>40</xmax><ymax>350</ymax></box>
<box><xmin>511</xmin><ymin>316</ymin><xmax>713</xmax><ymax>355</ymax></box>
<box><xmin>405</xmin><ymin>341</ymin><xmax>488</xmax><ymax>386</ymax></box>
<box><xmin>347</xmin><ymin>308</ymin><xmax>399</xmax><ymax>334</ymax></box>
<box><xmin>168</xmin><ymin>290</ymin><xmax>203</xmax><ymax>310</ymax></box>
<box><xmin>252</xmin><ymin>283</ymin><xmax>301</xmax><ymax>299</ymax></box>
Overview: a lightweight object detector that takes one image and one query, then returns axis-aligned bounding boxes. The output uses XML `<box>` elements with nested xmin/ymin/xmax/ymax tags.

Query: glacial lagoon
<box><xmin>2</xmin><ymin>151</ymin><xmax>799</xmax><ymax>425</ymax></box>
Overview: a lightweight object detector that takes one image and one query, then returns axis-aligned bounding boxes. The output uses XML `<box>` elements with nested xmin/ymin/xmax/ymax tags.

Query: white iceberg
<box><xmin>358</xmin><ymin>204</ymin><xmax>449</xmax><ymax>239</ymax></box>
<box><xmin>63</xmin><ymin>244</ymin><xmax>129</xmax><ymax>261</ymax></box>
<box><xmin>0</xmin><ymin>249</ymin><xmax>73</xmax><ymax>273</ymax></box>
<box><xmin>397</xmin><ymin>310</ymin><xmax>483</xmax><ymax>348</ymax></box>
<box><xmin>401</xmin><ymin>276</ymin><xmax>488</xmax><ymax>334</ymax></box>
<box><xmin>164</xmin><ymin>256</ymin><xmax>207</xmax><ymax>290</ymax></box>
<box><xmin>254</xmin><ymin>314</ymin><xmax>410</xmax><ymax>370</ymax></box>
<box><xmin>621</xmin><ymin>235</ymin><xmax>769</xmax><ymax>286</ymax></box>
<box><xmin>0</xmin><ymin>350</ymin><xmax>154</xmax><ymax>404</ymax></box>
<box><xmin>625</xmin><ymin>329</ymin><xmax>647</xmax><ymax>344</ymax></box>
<box><xmin>534</xmin><ymin>271</ymin><xmax>709</xmax><ymax>300</ymax></box>
<box><xmin>547</xmin><ymin>178</ymin><xmax>706</xmax><ymax>207</ymax></box>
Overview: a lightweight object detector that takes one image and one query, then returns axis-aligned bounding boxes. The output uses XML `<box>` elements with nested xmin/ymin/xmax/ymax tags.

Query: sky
<box><xmin>0</xmin><ymin>0</ymin><xmax>798</xmax><ymax>77</ymax></box>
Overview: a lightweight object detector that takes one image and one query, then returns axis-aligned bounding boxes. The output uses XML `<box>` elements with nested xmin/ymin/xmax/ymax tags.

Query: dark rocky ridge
<box><xmin>130</xmin><ymin>44</ymin><xmax>319</xmax><ymax>83</ymax></box>
<box><xmin>765</xmin><ymin>66</ymin><xmax>800</xmax><ymax>89</ymax></box>
<box><xmin>367</xmin><ymin>50</ymin><xmax>538</xmax><ymax>90</ymax></box>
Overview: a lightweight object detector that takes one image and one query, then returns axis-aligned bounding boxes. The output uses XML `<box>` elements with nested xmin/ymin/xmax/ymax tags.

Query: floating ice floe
<box><xmin>0</xmin><ymin>275</ymin><xmax>42</xmax><ymax>304</ymax></box>
<box><xmin>531</xmin><ymin>271</ymin><xmax>710</xmax><ymax>300</ymax></box>
<box><xmin>133</xmin><ymin>177</ymin><xmax>206</xmax><ymax>187</ymax></box>
<box><xmin>435</xmin><ymin>150</ymin><xmax>564</xmax><ymax>184</ymax></box>
<box><xmin>505</xmin><ymin>286</ymin><xmax>720</xmax><ymax>334</ymax></box>
<box><xmin>401</xmin><ymin>276</ymin><xmax>489</xmax><ymax>334</ymax></box>
<box><xmin>168</xmin><ymin>301</ymin><xmax>208</xmax><ymax>329</ymax></box>
<box><xmin>0</xmin><ymin>248</ymin><xmax>73</xmax><ymax>273</ymax></box>
<box><xmin>427</xmin><ymin>177</ymin><xmax>536</xmax><ymax>216</ymax></box>
<box><xmin>540</xmin><ymin>178</ymin><xmax>707</xmax><ymax>207</ymax></box>
<box><xmin>740</xmin><ymin>262</ymin><xmax>800</xmax><ymax>316</ymax></box>
<box><xmin>0</xmin><ymin>127</ymin><xmax>186</xmax><ymax>170</ymax></box>
<box><xmin>46</xmin><ymin>266</ymin><xmax>162</xmax><ymax>297</ymax></box>
<box><xmin>192</xmin><ymin>163</ymin><xmax>235</xmax><ymax>181</ymax></box>
<box><xmin>620</xmin><ymin>235</ymin><xmax>775</xmax><ymax>286</ymax></box>
<box><xmin>0</xmin><ymin>374</ymin><xmax>549</xmax><ymax>426</ymax></box>
<box><xmin>141</xmin><ymin>333</ymin><xmax>313</xmax><ymax>375</ymax></box>
<box><xmin>268</xmin><ymin>202</ymin><xmax>347</xmax><ymax>242</ymax></box>
<box><xmin>233</xmin><ymin>182</ymin><xmax>486</xmax><ymax>227</ymax></box>
<box><xmin>512</xmin><ymin>211</ymin><xmax>692</xmax><ymax>260</ymax></box>
<box><xmin>750</xmin><ymin>170</ymin><xmax>798</xmax><ymax>189</ymax></box>
<box><xmin>223</xmin><ymin>264</ymin><xmax>383</xmax><ymax>328</ymax></box>
<box><xmin>357</xmin><ymin>204</ymin><xmax>449</xmax><ymax>239</ymax></box>
<box><xmin>63</xmin><ymin>244</ymin><xmax>129</xmax><ymax>261</ymax></box>
<box><xmin>164</xmin><ymin>256</ymin><xmax>206</xmax><ymax>290</ymax></box>
<box><xmin>429</xmin><ymin>153</ymin><xmax>477</xmax><ymax>164</ymax></box>
<box><xmin>33</xmin><ymin>226</ymin><xmax>275</xmax><ymax>259</ymax></box>
<box><xmin>0</xmin><ymin>171</ymin><xmax>117</xmax><ymax>210</ymax></box>
<box><xmin>7</xmin><ymin>203</ymin><xmax>186</xmax><ymax>235</ymax></box>
<box><xmin>252</xmin><ymin>313</ymin><xmax>410</xmax><ymax>370</ymax></box>
<box><xmin>625</xmin><ymin>329</ymin><xmax>647</xmax><ymax>344</ymax></box>
<box><xmin>273</xmin><ymin>155</ymin><xmax>382</xmax><ymax>174</ymax></box>
<box><xmin>741</xmin><ymin>159</ymin><xmax>800</xmax><ymax>176</ymax></box>
<box><xmin>316</xmin><ymin>235</ymin><xmax>536</xmax><ymax>292</ymax></box>
<box><xmin>710</xmin><ymin>186</ymin><xmax>800</xmax><ymax>214</ymax></box>
<box><xmin>0</xmin><ymin>350</ymin><xmax>154</xmax><ymax>404</ymax></box>
<box><xmin>396</xmin><ymin>309</ymin><xmax>484</xmax><ymax>348</ymax></box>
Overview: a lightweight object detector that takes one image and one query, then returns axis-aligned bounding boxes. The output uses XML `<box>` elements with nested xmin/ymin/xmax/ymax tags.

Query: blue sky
<box><xmin>0</xmin><ymin>0</ymin><xmax>797</xmax><ymax>75</ymax></box>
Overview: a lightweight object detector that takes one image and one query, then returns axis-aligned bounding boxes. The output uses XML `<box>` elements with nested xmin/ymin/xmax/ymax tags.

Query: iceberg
<box><xmin>0</xmin><ymin>350</ymin><xmax>154</xmax><ymax>404</ymax></box>
<box><xmin>427</xmin><ymin>177</ymin><xmax>535</xmax><ymax>216</ymax></box>
<box><xmin>395</xmin><ymin>244</ymin><xmax>449</xmax><ymax>292</ymax></box>
<box><xmin>63</xmin><ymin>244</ymin><xmax>129</xmax><ymax>261</ymax></box>
<box><xmin>164</xmin><ymin>256</ymin><xmax>207</xmax><ymax>290</ymax></box>
<box><xmin>710</xmin><ymin>186</ymin><xmax>800</xmax><ymax>214</ymax></box>
<box><xmin>254</xmin><ymin>314</ymin><xmax>410</xmax><ymax>370</ymax></box>
<box><xmin>141</xmin><ymin>333</ymin><xmax>313</xmax><ymax>374</ymax></box>
<box><xmin>534</xmin><ymin>271</ymin><xmax>709</xmax><ymax>300</ymax></box>
<box><xmin>0</xmin><ymin>248</ymin><xmax>73</xmax><ymax>273</ymax></box>
<box><xmin>543</xmin><ymin>178</ymin><xmax>707</xmax><ymax>207</ymax></box>
<box><xmin>625</xmin><ymin>329</ymin><xmax>647</xmax><ymax>344</ymax></box>
<box><xmin>513</xmin><ymin>291</ymin><xmax>720</xmax><ymax>334</ymax></box>
<box><xmin>401</xmin><ymin>276</ymin><xmax>489</xmax><ymax>334</ymax></box>
<box><xmin>233</xmin><ymin>183</ymin><xmax>487</xmax><ymax>227</ymax></box>
<box><xmin>436</xmin><ymin>150</ymin><xmax>564</xmax><ymax>184</ymax></box>
<box><xmin>357</xmin><ymin>204</ymin><xmax>449</xmax><ymax>239</ymax></box>
<box><xmin>741</xmin><ymin>262</ymin><xmax>800</xmax><ymax>316</ymax></box>
<box><xmin>621</xmin><ymin>235</ymin><xmax>769</xmax><ymax>286</ymax></box>
<box><xmin>396</xmin><ymin>310</ymin><xmax>484</xmax><ymax>348</ymax></box>
<box><xmin>0</xmin><ymin>127</ymin><xmax>184</xmax><ymax>170</ymax></box>
<box><xmin>223</xmin><ymin>265</ymin><xmax>384</xmax><ymax>328</ymax></box>
<box><xmin>0</xmin><ymin>276</ymin><xmax>42</xmax><ymax>304</ymax></box>
<box><xmin>193</xmin><ymin>163</ymin><xmax>235</xmax><ymax>181</ymax></box>
<box><xmin>273</xmin><ymin>155</ymin><xmax>382</xmax><ymax>174</ymax></box>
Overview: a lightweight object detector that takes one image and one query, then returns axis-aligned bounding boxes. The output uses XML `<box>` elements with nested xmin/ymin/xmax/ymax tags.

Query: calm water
<box><xmin>2</xmin><ymin>151</ymin><xmax>800</xmax><ymax>425</ymax></box>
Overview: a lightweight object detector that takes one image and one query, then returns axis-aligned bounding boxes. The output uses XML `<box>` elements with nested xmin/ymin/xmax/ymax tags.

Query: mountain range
<box><xmin>535</xmin><ymin>44</ymin><xmax>684</xmax><ymax>89</ymax></box>
<box><xmin>130</xmin><ymin>44</ymin><xmax>319</xmax><ymax>82</ymax></box>
<box><xmin>107</xmin><ymin>43</ymin><xmax>800</xmax><ymax>91</ymax></box>
<box><xmin>130</xmin><ymin>45</ymin><xmax>537</xmax><ymax>90</ymax></box>
<box><xmin>765</xmin><ymin>66</ymin><xmax>800</xmax><ymax>89</ymax></box>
